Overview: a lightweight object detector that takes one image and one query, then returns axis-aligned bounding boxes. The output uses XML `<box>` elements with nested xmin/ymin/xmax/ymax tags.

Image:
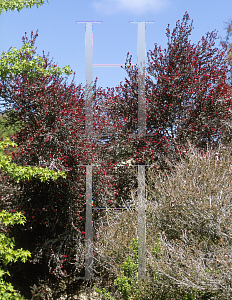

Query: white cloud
<box><xmin>91</xmin><ymin>0</ymin><xmax>169</xmax><ymax>15</ymax></box>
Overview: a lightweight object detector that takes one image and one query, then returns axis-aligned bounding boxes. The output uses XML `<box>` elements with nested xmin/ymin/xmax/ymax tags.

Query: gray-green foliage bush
<box><xmin>93</xmin><ymin>139</ymin><xmax>232</xmax><ymax>300</ymax></box>
<box><xmin>144</xmin><ymin>139</ymin><xmax>232</xmax><ymax>299</ymax></box>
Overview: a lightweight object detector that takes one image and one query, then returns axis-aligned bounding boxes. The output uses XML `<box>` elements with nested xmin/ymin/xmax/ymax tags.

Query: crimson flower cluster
<box><xmin>94</xmin><ymin>12</ymin><xmax>232</xmax><ymax>173</ymax></box>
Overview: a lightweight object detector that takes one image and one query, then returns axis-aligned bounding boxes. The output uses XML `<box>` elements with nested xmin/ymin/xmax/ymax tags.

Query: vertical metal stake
<box><xmin>138</xmin><ymin>164</ymin><xmax>146</xmax><ymax>279</ymax></box>
<box><xmin>130</xmin><ymin>21</ymin><xmax>150</xmax><ymax>279</ymax></box>
<box><xmin>77</xmin><ymin>21</ymin><xmax>101</xmax><ymax>279</ymax></box>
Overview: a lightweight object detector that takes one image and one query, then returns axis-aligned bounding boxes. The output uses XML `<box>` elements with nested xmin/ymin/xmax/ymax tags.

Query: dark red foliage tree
<box><xmin>0</xmin><ymin>30</ymin><xmax>134</xmax><ymax>294</ymax></box>
<box><xmin>94</xmin><ymin>12</ymin><xmax>232</xmax><ymax>175</ymax></box>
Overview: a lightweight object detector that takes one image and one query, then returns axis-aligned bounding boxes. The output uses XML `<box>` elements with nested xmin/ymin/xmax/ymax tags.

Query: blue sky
<box><xmin>0</xmin><ymin>0</ymin><xmax>231</xmax><ymax>142</ymax></box>
<box><xmin>1</xmin><ymin>0</ymin><xmax>231</xmax><ymax>93</ymax></box>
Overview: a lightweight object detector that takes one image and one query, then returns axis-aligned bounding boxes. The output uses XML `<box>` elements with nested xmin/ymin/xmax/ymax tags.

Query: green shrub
<box><xmin>0</xmin><ymin>137</ymin><xmax>67</xmax><ymax>299</ymax></box>
<box><xmin>0</xmin><ymin>209</ymin><xmax>30</xmax><ymax>299</ymax></box>
<box><xmin>94</xmin><ymin>238</ymin><xmax>138</xmax><ymax>300</ymax></box>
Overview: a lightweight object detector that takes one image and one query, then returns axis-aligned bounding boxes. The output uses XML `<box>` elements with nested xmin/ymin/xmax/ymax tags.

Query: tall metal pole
<box><xmin>76</xmin><ymin>21</ymin><xmax>101</xmax><ymax>279</ymax></box>
<box><xmin>76</xmin><ymin>20</ymin><xmax>154</xmax><ymax>280</ymax></box>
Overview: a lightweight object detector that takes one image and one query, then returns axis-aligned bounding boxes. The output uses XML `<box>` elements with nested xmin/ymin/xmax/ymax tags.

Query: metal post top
<box><xmin>129</xmin><ymin>21</ymin><xmax>155</xmax><ymax>23</ymax></box>
<box><xmin>76</xmin><ymin>21</ymin><xmax>154</xmax><ymax>24</ymax></box>
<box><xmin>76</xmin><ymin>21</ymin><xmax>102</xmax><ymax>23</ymax></box>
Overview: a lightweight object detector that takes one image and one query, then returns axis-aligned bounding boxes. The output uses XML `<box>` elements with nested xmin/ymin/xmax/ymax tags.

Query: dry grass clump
<box><xmin>144</xmin><ymin>140</ymin><xmax>232</xmax><ymax>298</ymax></box>
<box><xmin>94</xmin><ymin>140</ymin><xmax>232</xmax><ymax>299</ymax></box>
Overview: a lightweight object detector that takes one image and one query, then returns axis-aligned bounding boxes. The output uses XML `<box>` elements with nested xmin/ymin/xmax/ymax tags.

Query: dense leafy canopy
<box><xmin>0</xmin><ymin>0</ymin><xmax>49</xmax><ymax>15</ymax></box>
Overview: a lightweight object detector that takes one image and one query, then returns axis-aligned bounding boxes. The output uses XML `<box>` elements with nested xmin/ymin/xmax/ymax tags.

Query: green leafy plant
<box><xmin>0</xmin><ymin>137</ymin><xmax>67</xmax><ymax>299</ymax></box>
<box><xmin>0</xmin><ymin>37</ymin><xmax>73</xmax><ymax>83</ymax></box>
<box><xmin>0</xmin><ymin>210</ymin><xmax>29</xmax><ymax>299</ymax></box>
<box><xmin>94</xmin><ymin>237</ymin><xmax>162</xmax><ymax>300</ymax></box>
<box><xmin>0</xmin><ymin>137</ymin><xmax>67</xmax><ymax>183</ymax></box>
<box><xmin>94</xmin><ymin>238</ymin><xmax>138</xmax><ymax>300</ymax></box>
<box><xmin>0</xmin><ymin>0</ymin><xmax>49</xmax><ymax>14</ymax></box>
<box><xmin>114</xmin><ymin>254</ymin><xmax>138</xmax><ymax>300</ymax></box>
<box><xmin>0</xmin><ymin>0</ymin><xmax>73</xmax><ymax>84</ymax></box>
<box><xmin>94</xmin><ymin>286</ymin><xmax>116</xmax><ymax>300</ymax></box>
